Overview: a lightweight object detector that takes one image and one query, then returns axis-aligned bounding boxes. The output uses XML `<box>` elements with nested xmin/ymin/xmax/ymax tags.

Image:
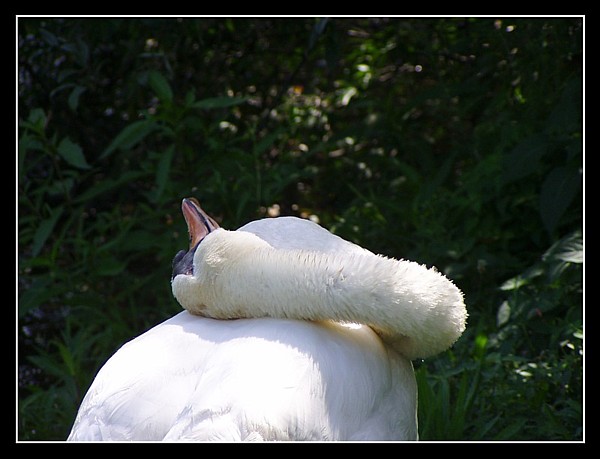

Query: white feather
<box><xmin>68</xmin><ymin>311</ymin><xmax>417</xmax><ymax>441</ymax></box>
<box><xmin>69</xmin><ymin>214</ymin><xmax>465</xmax><ymax>441</ymax></box>
<box><xmin>172</xmin><ymin>218</ymin><xmax>466</xmax><ymax>360</ymax></box>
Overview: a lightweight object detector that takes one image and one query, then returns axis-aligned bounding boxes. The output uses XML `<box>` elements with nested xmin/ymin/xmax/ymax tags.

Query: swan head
<box><xmin>171</xmin><ymin>198</ymin><xmax>220</xmax><ymax>280</ymax></box>
<box><xmin>171</xmin><ymin>198</ymin><xmax>269</xmax><ymax>315</ymax></box>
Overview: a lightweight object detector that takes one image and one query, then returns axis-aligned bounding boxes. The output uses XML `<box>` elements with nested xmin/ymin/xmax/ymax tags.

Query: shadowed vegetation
<box><xmin>18</xmin><ymin>17</ymin><xmax>582</xmax><ymax>441</ymax></box>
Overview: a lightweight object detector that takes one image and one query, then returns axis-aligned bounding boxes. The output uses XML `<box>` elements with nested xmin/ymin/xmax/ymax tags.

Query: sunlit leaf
<box><xmin>499</xmin><ymin>265</ymin><xmax>544</xmax><ymax>291</ymax></box>
<box><xmin>543</xmin><ymin>229</ymin><xmax>583</xmax><ymax>264</ymax></box>
<box><xmin>339</xmin><ymin>86</ymin><xmax>357</xmax><ymax>106</ymax></box>
<box><xmin>497</xmin><ymin>301</ymin><xmax>511</xmax><ymax>327</ymax></box>
<box><xmin>474</xmin><ymin>333</ymin><xmax>488</xmax><ymax>360</ymax></box>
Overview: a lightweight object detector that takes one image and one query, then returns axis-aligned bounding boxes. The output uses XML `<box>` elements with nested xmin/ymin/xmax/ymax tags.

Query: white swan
<box><xmin>67</xmin><ymin>198</ymin><xmax>466</xmax><ymax>441</ymax></box>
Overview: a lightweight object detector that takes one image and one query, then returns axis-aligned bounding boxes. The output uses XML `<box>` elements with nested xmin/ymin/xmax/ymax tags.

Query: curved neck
<box><xmin>180</xmin><ymin>229</ymin><xmax>466</xmax><ymax>360</ymax></box>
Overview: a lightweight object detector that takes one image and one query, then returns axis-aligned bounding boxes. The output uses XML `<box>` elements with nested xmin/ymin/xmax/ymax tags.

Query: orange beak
<box><xmin>181</xmin><ymin>198</ymin><xmax>220</xmax><ymax>249</ymax></box>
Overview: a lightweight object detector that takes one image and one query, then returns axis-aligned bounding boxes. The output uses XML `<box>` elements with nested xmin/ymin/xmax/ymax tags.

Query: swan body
<box><xmin>68</xmin><ymin>311</ymin><xmax>417</xmax><ymax>441</ymax></box>
<box><xmin>68</xmin><ymin>199</ymin><xmax>466</xmax><ymax>441</ymax></box>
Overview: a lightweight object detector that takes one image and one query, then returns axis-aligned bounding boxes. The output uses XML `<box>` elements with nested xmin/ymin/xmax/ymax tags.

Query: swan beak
<box><xmin>172</xmin><ymin>199</ymin><xmax>220</xmax><ymax>280</ymax></box>
<box><xmin>181</xmin><ymin>198</ymin><xmax>220</xmax><ymax>249</ymax></box>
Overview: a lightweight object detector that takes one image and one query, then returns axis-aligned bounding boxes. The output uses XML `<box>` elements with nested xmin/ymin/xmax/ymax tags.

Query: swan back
<box><xmin>68</xmin><ymin>312</ymin><xmax>417</xmax><ymax>441</ymax></box>
<box><xmin>238</xmin><ymin>217</ymin><xmax>367</xmax><ymax>255</ymax></box>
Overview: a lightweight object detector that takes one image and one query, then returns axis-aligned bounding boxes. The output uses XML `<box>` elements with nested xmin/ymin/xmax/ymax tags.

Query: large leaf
<box><xmin>20</xmin><ymin>108</ymin><xmax>47</xmax><ymax>135</ymax></box>
<box><xmin>192</xmin><ymin>96</ymin><xmax>249</xmax><ymax>110</ymax></box>
<box><xmin>73</xmin><ymin>171</ymin><xmax>148</xmax><ymax>203</ymax></box>
<box><xmin>18</xmin><ymin>277</ymin><xmax>60</xmax><ymax>319</ymax></box>
<box><xmin>31</xmin><ymin>205</ymin><xmax>64</xmax><ymax>257</ymax></box>
<box><xmin>148</xmin><ymin>71</ymin><xmax>173</xmax><ymax>104</ymax></box>
<box><xmin>68</xmin><ymin>85</ymin><xmax>87</xmax><ymax>111</ymax></box>
<box><xmin>543</xmin><ymin>229</ymin><xmax>583</xmax><ymax>264</ymax></box>
<box><xmin>152</xmin><ymin>145</ymin><xmax>175</xmax><ymax>202</ymax></box>
<box><xmin>57</xmin><ymin>137</ymin><xmax>90</xmax><ymax>169</ymax></box>
<box><xmin>100</xmin><ymin>119</ymin><xmax>157</xmax><ymax>159</ymax></box>
<box><xmin>502</xmin><ymin>134</ymin><xmax>548</xmax><ymax>184</ymax></box>
<box><xmin>539</xmin><ymin>165</ymin><xmax>582</xmax><ymax>235</ymax></box>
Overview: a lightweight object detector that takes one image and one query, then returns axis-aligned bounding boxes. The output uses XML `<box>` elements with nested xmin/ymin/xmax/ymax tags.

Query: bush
<box><xmin>416</xmin><ymin>229</ymin><xmax>582</xmax><ymax>440</ymax></box>
<box><xmin>18</xmin><ymin>17</ymin><xmax>582</xmax><ymax>441</ymax></box>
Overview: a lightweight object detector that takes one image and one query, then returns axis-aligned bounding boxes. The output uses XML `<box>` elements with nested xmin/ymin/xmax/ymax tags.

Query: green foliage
<box><xmin>416</xmin><ymin>229</ymin><xmax>582</xmax><ymax>440</ymax></box>
<box><xmin>18</xmin><ymin>17</ymin><xmax>582</xmax><ymax>441</ymax></box>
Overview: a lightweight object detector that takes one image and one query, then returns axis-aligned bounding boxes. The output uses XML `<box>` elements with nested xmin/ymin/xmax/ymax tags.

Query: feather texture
<box><xmin>68</xmin><ymin>312</ymin><xmax>417</xmax><ymax>441</ymax></box>
<box><xmin>172</xmin><ymin>218</ymin><xmax>466</xmax><ymax>360</ymax></box>
<box><xmin>68</xmin><ymin>210</ymin><xmax>465</xmax><ymax>441</ymax></box>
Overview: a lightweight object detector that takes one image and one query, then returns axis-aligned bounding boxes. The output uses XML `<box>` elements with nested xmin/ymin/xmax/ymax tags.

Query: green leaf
<box><xmin>57</xmin><ymin>137</ymin><xmax>90</xmax><ymax>169</ymax></box>
<box><xmin>39</xmin><ymin>28</ymin><xmax>60</xmax><ymax>47</ymax></box>
<box><xmin>153</xmin><ymin>145</ymin><xmax>175</xmax><ymax>202</ymax></box>
<box><xmin>96</xmin><ymin>255</ymin><xmax>127</xmax><ymax>277</ymax></box>
<box><xmin>31</xmin><ymin>206</ymin><xmax>64</xmax><ymax>257</ymax></box>
<box><xmin>474</xmin><ymin>334</ymin><xmax>488</xmax><ymax>360</ymax></box>
<box><xmin>493</xmin><ymin>418</ymin><xmax>528</xmax><ymax>440</ymax></box>
<box><xmin>73</xmin><ymin>171</ymin><xmax>147</xmax><ymax>203</ymax></box>
<box><xmin>543</xmin><ymin>229</ymin><xmax>583</xmax><ymax>264</ymax></box>
<box><xmin>18</xmin><ymin>277</ymin><xmax>56</xmax><ymax>318</ymax></box>
<box><xmin>539</xmin><ymin>165</ymin><xmax>582</xmax><ymax>235</ymax></box>
<box><xmin>28</xmin><ymin>354</ymin><xmax>66</xmax><ymax>380</ymax></box>
<box><xmin>68</xmin><ymin>85</ymin><xmax>87</xmax><ymax>111</ymax></box>
<box><xmin>477</xmin><ymin>415</ymin><xmax>502</xmax><ymax>440</ymax></box>
<box><xmin>62</xmin><ymin>37</ymin><xmax>90</xmax><ymax>67</ymax></box>
<box><xmin>192</xmin><ymin>96</ymin><xmax>249</xmax><ymax>110</ymax></box>
<box><xmin>502</xmin><ymin>134</ymin><xmax>548</xmax><ymax>184</ymax></box>
<box><xmin>497</xmin><ymin>301</ymin><xmax>511</xmax><ymax>327</ymax></box>
<box><xmin>308</xmin><ymin>18</ymin><xmax>330</xmax><ymax>50</ymax></box>
<box><xmin>56</xmin><ymin>342</ymin><xmax>76</xmax><ymax>376</ymax></box>
<box><xmin>546</xmin><ymin>77</ymin><xmax>582</xmax><ymax>134</ymax></box>
<box><xmin>18</xmin><ymin>134</ymin><xmax>44</xmax><ymax>183</ymax></box>
<box><xmin>184</xmin><ymin>89</ymin><xmax>196</xmax><ymax>106</ymax></box>
<box><xmin>148</xmin><ymin>71</ymin><xmax>173</xmax><ymax>104</ymax></box>
<box><xmin>253</xmin><ymin>127</ymin><xmax>284</xmax><ymax>155</ymax></box>
<box><xmin>100</xmin><ymin>119</ymin><xmax>157</xmax><ymax>159</ymax></box>
<box><xmin>499</xmin><ymin>265</ymin><xmax>544</xmax><ymax>291</ymax></box>
<box><xmin>20</xmin><ymin>108</ymin><xmax>47</xmax><ymax>134</ymax></box>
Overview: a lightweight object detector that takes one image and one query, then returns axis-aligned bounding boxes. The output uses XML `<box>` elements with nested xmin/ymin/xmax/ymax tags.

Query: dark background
<box><xmin>18</xmin><ymin>17</ymin><xmax>583</xmax><ymax>441</ymax></box>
